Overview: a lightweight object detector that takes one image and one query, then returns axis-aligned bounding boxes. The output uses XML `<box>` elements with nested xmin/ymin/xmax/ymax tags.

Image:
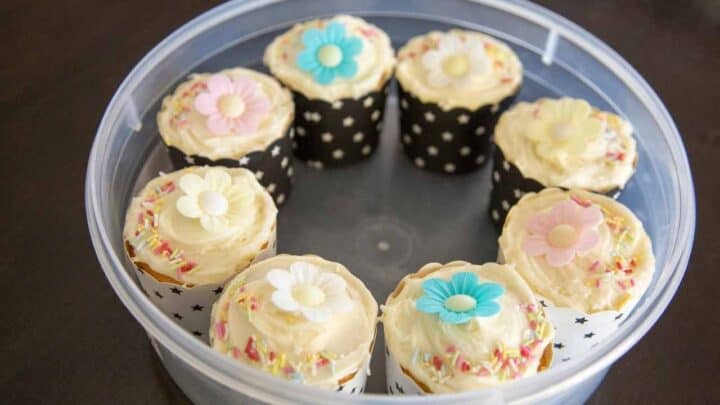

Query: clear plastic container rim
<box><xmin>85</xmin><ymin>0</ymin><xmax>696</xmax><ymax>403</ymax></box>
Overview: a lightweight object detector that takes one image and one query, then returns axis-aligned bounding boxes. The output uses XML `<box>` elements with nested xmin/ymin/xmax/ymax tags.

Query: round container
<box><xmin>85</xmin><ymin>0</ymin><xmax>695</xmax><ymax>403</ymax></box>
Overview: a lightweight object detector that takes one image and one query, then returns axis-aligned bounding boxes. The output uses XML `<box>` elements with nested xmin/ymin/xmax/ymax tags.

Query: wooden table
<box><xmin>2</xmin><ymin>0</ymin><xmax>717</xmax><ymax>403</ymax></box>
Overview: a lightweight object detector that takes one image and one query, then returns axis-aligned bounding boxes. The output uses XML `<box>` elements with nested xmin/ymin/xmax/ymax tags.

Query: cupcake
<box><xmin>498</xmin><ymin>188</ymin><xmax>654</xmax><ymax>361</ymax></box>
<box><xmin>490</xmin><ymin>97</ymin><xmax>638</xmax><ymax>227</ymax></box>
<box><xmin>209</xmin><ymin>254</ymin><xmax>378</xmax><ymax>393</ymax></box>
<box><xmin>395</xmin><ymin>30</ymin><xmax>522</xmax><ymax>174</ymax></box>
<box><xmin>382</xmin><ymin>261</ymin><xmax>553</xmax><ymax>394</ymax></box>
<box><xmin>123</xmin><ymin>166</ymin><xmax>277</xmax><ymax>337</ymax></box>
<box><xmin>264</xmin><ymin>15</ymin><xmax>395</xmax><ymax>167</ymax></box>
<box><xmin>157</xmin><ymin>68</ymin><xmax>295</xmax><ymax>206</ymax></box>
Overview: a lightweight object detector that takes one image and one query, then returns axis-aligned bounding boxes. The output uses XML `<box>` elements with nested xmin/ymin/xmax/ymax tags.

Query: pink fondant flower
<box><xmin>522</xmin><ymin>199</ymin><xmax>603</xmax><ymax>267</ymax></box>
<box><xmin>193</xmin><ymin>74</ymin><xmax>271</xmax><ymax>136</ymax></box>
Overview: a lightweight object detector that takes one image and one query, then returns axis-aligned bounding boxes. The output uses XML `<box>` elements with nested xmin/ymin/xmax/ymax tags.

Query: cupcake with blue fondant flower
<box><xmin>264</xmin><ymin>15</ymin><xmax>395</xmax><ymax>166</ymax></box>
<box><xmin>382</xmin><ymin>261</ymin><xmax>553</xmax><ymax>394</ymax></box>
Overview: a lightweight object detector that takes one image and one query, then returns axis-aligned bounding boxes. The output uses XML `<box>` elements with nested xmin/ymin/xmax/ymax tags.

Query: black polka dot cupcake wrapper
<box><xmin>489</xmin><ymin>147</ymin><xmax>621</xmax><ymax>230</ymax></box>
<box><xmin>398</xmin><ymin>83</ymin><xmax>517</xmax><ymax>174</ymax></box>
<box><xmin>290</xmin><ymin>82</ymin><xmax>390</xmax><ymax>167</ymax></box>
<box><xmin>166</xmin><ymin>133</ymin><xmax>294</xmax><ymax>207</ymax></box>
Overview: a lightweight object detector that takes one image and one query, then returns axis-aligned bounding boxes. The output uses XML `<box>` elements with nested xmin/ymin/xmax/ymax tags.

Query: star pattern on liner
<box><xmin>255</xmin><ymin>170</ymin><xmax>264</xmax><ymax>180</ymax></box>
<box><xmin>584</xmin><ymin>332</ymin><xmax>596</xmax><ymax>339</ymax></box>
<box><xmin>353</xmin><ymin>132</ymin><xmax>364</xmax><ymax>143</ymax></box>
<box><xmin>575</xmin><ymin>317</ymin><xmax>588</xmax><ymax>324</ymax></box>
<box><xmin>457</xmin><ymin>114</ymin><xmax>470</xmax><ymax>124</ymax></box>
<box><xmin>173</xmin><ymin>313</ymin><xmax>183</xmax><ymax>320</ymax></box>
<box><xmin>554</xmin><ymin>342</ymin><xmax>564</xmax><ymax>349</ymax></box>
<box><xmin>271</xmin><ymin>146</ymin><xmax>280</xmax><ymax>157</ymax></box>
<box><xmin>192</xmin><ymin>304</ymin><xmax>204</xmax><ymax>311</ymax></box>
<box><xmin>184</xmin><ymin>155</ymin><xmax>195</xmax><ymax>165</ymax></box>
<box><xmin>475</xmin><ymin>126</ymin><xmax>486</xmax><ymax>135</ymax></box>
<box><xmin>363</xmin><ymin>96</ymin><xmax>374</xmax><ymax>107</ymax></box>
<box><xmin>321</xmin><ymin>132</ymin><xmax>333</xmax><ymax>143</ymax></box>
<box><xmin>342</xmin><ymin>116</ymin><xmax>354</xmax><ymax>127</ymax></box>
<box><xmin>539</xmin><ymin>300</ymin><xmax>548</xmax><ymax>308</ymax></box>
<box><xmin>154</xmin><ymin>291</ymin><xmax>163</xmax><ymax>299</ymax></box>
<box><xmin>281</xmin><ymin>157</ymin><xmax>289</xmax><ymax>168</ymax></box>
<box><xmin>424</xmin><ymin>111</ymin><xmax>435</xmax><ymax>122</ymax></box>
<box><xmin>615</xmin><ymin>313</ymin><xmax>624</xmax><ymax>320</ymax></box>
<box><xmin>192</xmin><ymin>330</ymin><xmax>203</xmax><ymax>337</ymax></box>
<box><xmin>395</xmin><ymin>383</ymin><xmax>404</xmax><ymax>394</ymax></box>
<box><xmin>170</xmin><ymin>287</ymin><xmax>182</xmax><ymax>295</ymax></box>
<box><xmin>267</xmin><ymin>183</ymin><xmax>276</xmax><ymax>193</ymax></box>
<box><xmin>332</xmin><ymin>100</ymin><xmax>343</xmax><ymax>109</ymax></box>
<box><xmin>387</xmin><ymin>385</ymin><xmax>394</xmax><ymax>395</ymax></box>
<box><xmin>441</xmin><ymin>131</ymin><xmax>453</xmax><ymax>142</ymax></box>
<box><xmin>213</xmin><ymin>286</ymin><xmax>223</xmax><ymax>295</ymax></box>
<box><xmin>371</xmin><ymin>110</ymin><xmax>381</xmax><ymax>121</ymax></box>
<box><xmin>561</xmin><ymin>357</ymin><xmax>571</xmax><ymax>362</ymax></box>
<box><xmin>238</xmin><ymin>156</ymin><xmax>250</xmax><ymax>166</ymax></box>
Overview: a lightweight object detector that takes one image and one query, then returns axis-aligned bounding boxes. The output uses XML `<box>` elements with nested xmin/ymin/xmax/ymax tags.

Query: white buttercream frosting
<box><xmin>123</xmin><ymin>166</ymin><xmax>277</xmax><ymax>286</ymax></box>
<box><xmin>264</xmin><ymin>15</ymin><xmax>395</xmax><ymax>101</ymax></box>
<box><xmin>494</xmin><ymin>98</ymin><xmax>637</xmax><ymax>192</ymax></box>
<box><xmin>395</xmin><ymin>30</ymin><xmax>522</xmax><ymax>110</ymax></box>
<box><xmin>209</xmin><ymin>254</ymin><xmax>378</xmax><ymax>389</ymax></box>
<box><xmin>157</xmin><ymin>68</ymin><xmax>293</xmax><ymax>161</ymax></box>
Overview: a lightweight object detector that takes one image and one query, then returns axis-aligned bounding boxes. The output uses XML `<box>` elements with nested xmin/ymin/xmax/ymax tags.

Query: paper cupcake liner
<box><xmin>489</xmin><ymin>147</ymin><xmax>621</xmax><ymax>230</ymax></box>
<box><xmin>497</xmin><ymin>249</ymin><xmax>636</xmax><ymax>364</ymax></box>
<box><xmin>166</xmin><ymin>132</ymin><xmax>294</xmax><ymax>207</ymax></box>
<box><xmin>290</xmin><ymin>81</ymin><xmax>390</xmax><ymax>166</ymax></box>
<box><xmin>334</xmin><ymin>359</ymin><xmax>369</xmax><ymax>394</ymax></box>
<box><xmin>398</xmin><ymin>83</ymin><xmax>518</xmax><ymax>174</ymax></box>
<box><xmin>131</xmin><ymin>232</ymin><xmax>277</xmax><ymax>340</ymax></box>
<box><xmin>385</xmin><ymin>346</ymin><xmax>425</xmax><ymax>395</ymax></box>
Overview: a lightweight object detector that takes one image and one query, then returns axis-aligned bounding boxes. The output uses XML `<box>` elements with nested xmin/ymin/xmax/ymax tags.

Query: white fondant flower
<box><xmin>266</xmin><ymin>262</ymin><xmax>354</xmax><ymax>322</ymax></box>
<box><xmin>422</xmin><ymin>35</ymin><xmax>490</xmax><ymax>88</ymax></box>
<box><xmin>524</xmin><ymin>98</ymin><xmax>607</xmax><ymax>168</ymax></box>
<box><xmin>175</xmin><ymin>169</ymin><xmax>252</xmax><ymax>233</ymax></box>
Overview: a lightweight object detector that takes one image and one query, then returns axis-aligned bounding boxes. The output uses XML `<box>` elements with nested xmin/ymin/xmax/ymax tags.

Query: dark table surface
<box><xmin>2</xmin><ymin>0</ymin><xmax>718</xmax><ymax>403</ymax></box>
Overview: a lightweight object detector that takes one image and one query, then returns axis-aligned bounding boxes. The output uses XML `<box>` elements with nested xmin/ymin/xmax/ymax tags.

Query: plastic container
<box><xmin>85</xmin><ymin>0</ymin><xmax>695</xmax><ymax>403</ymax></box>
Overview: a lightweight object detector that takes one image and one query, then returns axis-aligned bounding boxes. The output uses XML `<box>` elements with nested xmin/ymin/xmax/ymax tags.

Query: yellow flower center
<box><xmin>552</xmin><ymin>122</ymin><xmax>576</xmax><ymax>141</ymax></box>
<box><xmin>198</xmin><ymin>190</ymin><xmax>229</xmax><ymax>216</ymax></box>
<box><xmin>548</xmin><ymin>224</ymin><xmax>579</xmax><ymax>248</ymax></box>
<box><xmin>218</xmin><ymin>94</ymin><xmax>246</xmax><ymax>118</ymax></box>
<box><xmin>292</xmin><ymin>284</ymin><xmax>326</xmax><ymax>307</ymax></box>
<box><xmin>442</xmin><ymin>54</ymin><xmax>470</xmax><ymax>77</ymax></box>
<box><xmin>317</xmin><ymin>44</ymin><xmax>343</xmax><ymax>67</ymax></box>
<box><xmin>444</xmin><ymin>294</ymin><xmax>477</xmax><ymax>312</ymax></box>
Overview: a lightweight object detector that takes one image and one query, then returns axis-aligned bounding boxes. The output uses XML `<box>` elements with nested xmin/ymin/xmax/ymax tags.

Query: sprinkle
<box><xmin>589</xmin><ymin>260</ymin><xmax>600</xmax><ymax>272</ymax></box>
<box><xmin>244</xmin><ymin>337</ymin><xmax>260</xmax><ymax>362</ymax></box>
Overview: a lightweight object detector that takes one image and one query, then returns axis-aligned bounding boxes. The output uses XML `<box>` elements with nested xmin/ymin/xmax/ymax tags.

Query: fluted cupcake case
<box><xmin>291</xmin><ymin>83</ymin><xmax>389</xmax><ymax>167</ymax></box>
<box><xmin>157</xmin><ymin>68</ymin><xmax>295</xmax><ymax>207</ymax></box>
<box><xmin>399</xmin><ymin>85</ymin><xmax>516</xmax><ymax>174</ymax></box>
<box><xmin>209</xmin><ymin>254</ymin><xmax>378</xmax><ymax>392</ymax></box>
<box><xmin>498</xmin><ymin>189</ymin><xmax>655</xmax><ymax>363</ymax></box>
<box><xmin>490</xmin><ymin>98</ymin><xmax>637</xmax><ymax>228</ymax></box>
<box><xmin>167</xmin><ymin>134</ymin><xmax>294</xmax><ymax>207</ymax></box>
<box><xmin>123</xmin><ymin>167</ymin><xmax>279</xmax><ymax>339</ymax></box>
<box><xmin>263</xmin><ymin>15</ymin><xmax>396</xmax><ymax>167</ymax></box>
<box><xmin>394</xmin><ymin>29</ymin><xmax>524</xmax><ymax>174</ymax></box>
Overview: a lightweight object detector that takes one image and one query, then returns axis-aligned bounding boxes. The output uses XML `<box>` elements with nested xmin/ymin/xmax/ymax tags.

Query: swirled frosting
<box><xmin>123</xmin><ymin>166</ymin><xmax>277</xmax><ymax>285</ymax></box>
<box><xmin>157</xmin><ymin>68</ymin><xmax>294</xmax><ymax>161</ymax></box>
<box><xmin>499</xmin><ymin>188</ymin><xmax>655</xmax><ymax>314</ymax></box>
<box><xmin>494</xmin><ymin>98</ymin><xmax>637</xmax><ymax>192</ymax></box>
<box><xmin>382</xmin><ymin>261</ymin><xmax>553</xmax><ymax>393</ymax></box>
<box><xmin>395</xmin><ymin>30</ymin><xmax>522</xmax><ymax>111</ymax></box>
<box><xmin>263</xmin><ymin>15</ymin><xmax>395</xmax><ymax>101</ymax></box>
<box><xmin>209</xmin><ymin>254</ymin><xmax>378</xmax><ymax>389</ymax></box>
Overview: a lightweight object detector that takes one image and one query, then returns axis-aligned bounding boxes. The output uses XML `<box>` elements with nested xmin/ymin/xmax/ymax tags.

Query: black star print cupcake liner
<box><xmin>489</xmin><ymin>147</ymin><xmax>621</xmax><ymax>230</ymax></box>
<box><xmin>130</xmin><ymin>235</ymin><xmax>276</xmax><ymax>341</ymax></box>
<box><xmin>290</xmin><ymin>81</ymin><xmax>390</xmax><ymax>167</ymax></box>
<box><xmin>398</xmin><ymin>83</ymin><xmax>518</xmax><ymax>174</ymax></box>
<box><xmin>384</xmin><ymin>347</ymin><xmax>425</xmax><ymax>395</ymax></box>
<box><xmin>166</xmin><ymin>131</ymin><xmax>294</xmax><ymax>207</ymax></box>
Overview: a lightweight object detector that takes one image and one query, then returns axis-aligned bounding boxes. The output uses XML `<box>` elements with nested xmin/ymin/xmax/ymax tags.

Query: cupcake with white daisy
<box><xmin>157</xmin><ymin>67</ymin><xmax>295</xmax><ymax>206</ymax></box>
<box><xmin>264</xmin><ymin>15</ymin><xmax>395</xmax><ymax>166</ymax></box>
<box><xmin>382</xmin><ymin>261</ymin><xmax>553</xmax><ymax>394</ymax></box>
<box><xmin>209</xmin><ymin>254</ymin><xmax>378</xmax><ymax>392</ymax></box>
<box><xmin>395</xmin><ymin>30</ymin><xmax>522</xmax><ymax>174</ymax></box>
<box><xmin>122</xmin><ymin>166</ymin><xmax>277</xmax><ymax>337</ymax></box>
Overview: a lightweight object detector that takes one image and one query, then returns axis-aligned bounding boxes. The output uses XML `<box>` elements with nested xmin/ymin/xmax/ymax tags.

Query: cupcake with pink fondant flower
<box><xmin>157</xmin><ymin>68</ymin><xmax>295</xmax><ymax>206</ymax></box>
<box><xmin>498</xmin><ymin>188</ymin><xmax>655</xmax><ymax>360</ymax></box>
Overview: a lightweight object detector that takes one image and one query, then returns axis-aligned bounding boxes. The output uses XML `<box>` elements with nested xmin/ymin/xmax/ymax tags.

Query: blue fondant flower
<box><xmin>416</xmin><ymin>272</ymin><xmax>505</xmax><ymax>324</ymax></box>
<box><xmin>296</xmin><ymin>22</ymin><xmax>363</xmax><ymax>85</ymax></box>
